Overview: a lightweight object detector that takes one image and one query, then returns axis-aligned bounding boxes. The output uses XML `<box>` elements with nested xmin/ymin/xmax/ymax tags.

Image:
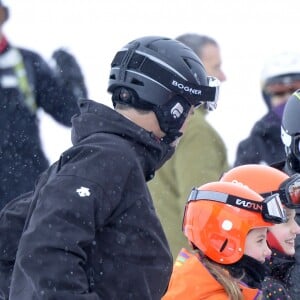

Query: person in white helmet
<box><xmin>234</xmin><ymin>52</ymin><xmax>300</xmax><ymax>166</ymax></box>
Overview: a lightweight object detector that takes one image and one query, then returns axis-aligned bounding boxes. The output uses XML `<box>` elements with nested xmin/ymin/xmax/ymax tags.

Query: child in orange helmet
<box><xmin>163</xmin><ymin>180</ymin><xmax>286</xmax><ymax>300</ymax></box>
<box><xmin>221</xmin><ymin>164</ymin><xmax>300</xmax><ymax>299</ymax></box>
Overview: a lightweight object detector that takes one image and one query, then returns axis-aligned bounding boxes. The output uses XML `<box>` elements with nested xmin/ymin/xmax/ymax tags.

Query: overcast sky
<box><xmin>4</xmin><ymin>0</ymin><xmax>300</xmax><ymax>165</ymax></box>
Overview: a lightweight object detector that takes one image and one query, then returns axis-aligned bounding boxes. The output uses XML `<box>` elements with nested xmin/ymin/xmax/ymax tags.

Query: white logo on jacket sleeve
<box><xmin>76</xmin><ymin>187</ymin><xmax>91</xmax><ymax>197</ymax></box>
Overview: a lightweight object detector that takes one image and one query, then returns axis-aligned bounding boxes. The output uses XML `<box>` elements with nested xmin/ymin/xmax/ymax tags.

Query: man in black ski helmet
<box><xmin>8</xmin><ymin>36</ymin><xmax>219</xmax><ymax>300</ymax></box>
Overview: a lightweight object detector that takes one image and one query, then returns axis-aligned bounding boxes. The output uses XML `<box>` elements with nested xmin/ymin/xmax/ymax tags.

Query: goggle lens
<box><xmin>199</xmin><ymin>76</ymin><xmax>220</xmax><ymax>111</ymax></box>
<box><xmin>263</xmin><ymin>194</ymin><xmax>286</xmax><ymax>223</ymax></box>
<box><xmin>266</xmin><ymin>81</ymin><xmax>300</xmax><ymax>98</ymax></box>
<box><xmin>287</xmin><ymin>179</ymin><xmax>300</xmax><ymax>206</ymax></box>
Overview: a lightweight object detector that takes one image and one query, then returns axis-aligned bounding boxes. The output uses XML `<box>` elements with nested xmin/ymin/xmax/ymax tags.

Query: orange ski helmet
<box><xmin>183</xmin><ymin>181</ymin><xmax>285</xmax><ymax>264</ymax></box>
<box><xmin>221</xmin><ymin>164</ymin><xmax>300</xmax><ymax>209</ymax></box>
<box><xmin>221</xmin><ymin>164</ymin><xmax>288</xmax><ymax>193</ymax></box>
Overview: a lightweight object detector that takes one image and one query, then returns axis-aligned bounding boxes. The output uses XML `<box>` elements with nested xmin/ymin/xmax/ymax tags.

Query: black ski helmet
<box><xmin>108</xmin><ymin>36</ymin><xmax>219</xmax><ymax>143</ymax></box>
<box><xmin>281</xmin><ymin>89</ymin><xmax>300</xmax><ymax>171</ymax></box>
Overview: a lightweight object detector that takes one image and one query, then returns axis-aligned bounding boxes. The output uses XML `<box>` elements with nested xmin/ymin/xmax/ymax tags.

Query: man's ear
<box><xmin>0</xmin><ymin>6</ymin><xmax>8</xmax><ymax>25</ymax></box>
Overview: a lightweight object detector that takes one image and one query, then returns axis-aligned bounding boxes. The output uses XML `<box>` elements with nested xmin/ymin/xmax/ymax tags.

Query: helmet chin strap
<box><xmin>160</xmin><ymin>130</ymin><xmax>182</xmax><ymax>145</ymax></box>
<box><xmin>112</xmin><ymin>87</ymin><xmax>187</xmax><ymax>145</ymax></box>
<box><xmin>153</xmin><ymin>95</ymin><xmax>191</xmax><ymax>145</ymax></box>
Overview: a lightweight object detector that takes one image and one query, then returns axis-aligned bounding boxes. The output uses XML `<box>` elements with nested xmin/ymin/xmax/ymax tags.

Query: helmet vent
<box><xmin>183</xmin><ymin>58</ymin><xmax>192</xmax><ymax>68</ymax></box>
<box><xmin>182</xmin><ymin>57</ymin><xmax>202</xmax><ymax>84</ymax></box>
<box><xmin>131</xmin><ymin>78</ymin><xmax>144</xmax><ymax>86</ymax></box>
<box><xmin>219</xmin><ymin>239</ymin><xmax>228</xmax><ymax>252</ymax></box>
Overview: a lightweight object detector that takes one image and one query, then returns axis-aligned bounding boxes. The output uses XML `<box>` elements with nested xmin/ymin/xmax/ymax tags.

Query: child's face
<box><xmin>244</xmin><ymin>227</ymin><xmax>271</xmax><ymax>263</ymax></box>
<box><xmin>268</xmin><ymin>208</ymin><xmax>300</xmax><ymax>256</ymax></box>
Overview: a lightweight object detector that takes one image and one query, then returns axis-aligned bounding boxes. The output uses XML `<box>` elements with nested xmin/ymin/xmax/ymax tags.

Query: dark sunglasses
<box><xmin>268</xmin><ymin>88</ymin><xmax>296</xmax><ymax>97</ymax></box>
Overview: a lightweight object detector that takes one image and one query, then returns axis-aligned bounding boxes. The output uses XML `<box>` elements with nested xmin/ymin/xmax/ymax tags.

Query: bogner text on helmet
<box><xmin>172</xmin><ymin>80</ymin><xmax>202</xmax><ymax>95</ymax></box>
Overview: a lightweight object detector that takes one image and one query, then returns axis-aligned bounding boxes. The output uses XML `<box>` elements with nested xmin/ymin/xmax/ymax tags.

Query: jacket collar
<box><xmin>71</xmin><ymin>100</ymin><xmax>174</xmax><ymax>180</ymax></box>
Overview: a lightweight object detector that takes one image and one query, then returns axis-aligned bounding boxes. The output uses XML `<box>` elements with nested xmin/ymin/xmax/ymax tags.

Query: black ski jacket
<box><xmin>0</xmin><ymin>191</ymin><xmax>32</xmax><ymax>300</ymax></box>
<box><xmin>0</xmin><ymin>43</ymin><xmax>86</xmax><ymax>209</ymax></box>
<box><xmin>234</xmin><ymin>111</ymin><xmax>285</xmax><ymax>166</ymax></box>
<box><xmin>262</xmin><ymin>249</ymin><xmax>294</xmax><ymax>299</ymax></box>
<box><xmin>9</xmin><ymin>100</ymin><xmax>173</xmax><ymax>300</ymax></box>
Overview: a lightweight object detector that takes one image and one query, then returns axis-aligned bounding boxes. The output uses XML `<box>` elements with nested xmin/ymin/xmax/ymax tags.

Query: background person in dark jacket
<box><xmin>8</xmin><ymin>36</ymin><xmax>220</xmax><ymax>299</ymax></box>
<box><xmin>234</xmin><ymin>52</ymin><xmax>300</xmax><ymax>167</ymax></box>
<box><xmin>275</xmin><ymin>89</ymin><xmax>300</xmax><ymax>299</ymax></box>
<box><xmin>0</xmin><ymin>1</ymin><xmax>87</xmax><ymax>209</ymax></box>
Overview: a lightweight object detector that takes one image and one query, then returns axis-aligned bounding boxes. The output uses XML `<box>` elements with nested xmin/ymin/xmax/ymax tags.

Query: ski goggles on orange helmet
<box><xmin>186</xmin><ymin>188</ymin><xmax>287</xmax><ymax>224</ymax></box>
<box><xmin>261</xmin><ymin>174</ymin><xmax>300</xmax><ymax>209</ymax></box>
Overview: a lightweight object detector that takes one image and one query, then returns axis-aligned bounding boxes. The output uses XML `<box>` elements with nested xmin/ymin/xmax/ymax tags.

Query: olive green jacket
<box><xmin>148</xmin><ymin>109</ymin><xmax>229</xmax><ymax>258</ymax></box>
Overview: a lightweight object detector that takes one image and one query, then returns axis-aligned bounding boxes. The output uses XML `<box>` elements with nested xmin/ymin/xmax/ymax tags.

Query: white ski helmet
<box><xmin>260</xmin><ymin>51</ymin><xmax>300</xmax><ymax>108</ymax></box>
<box><xmin>261</xmin><ymin>51</ymin><xmax>300</xmax><ymax>88</ymax></box>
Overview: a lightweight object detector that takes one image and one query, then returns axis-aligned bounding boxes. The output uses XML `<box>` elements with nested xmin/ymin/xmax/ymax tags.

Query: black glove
<box><xmin>51</xmin><ymin>48</ymin><xmax>88</xmax><ymax>98</ymax></box>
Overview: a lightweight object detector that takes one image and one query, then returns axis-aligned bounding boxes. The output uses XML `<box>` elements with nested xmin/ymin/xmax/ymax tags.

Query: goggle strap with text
<box><xmin>188</xmin><ymin>188</ymin><xmax>286</xmax><ymax>224</ymax></box>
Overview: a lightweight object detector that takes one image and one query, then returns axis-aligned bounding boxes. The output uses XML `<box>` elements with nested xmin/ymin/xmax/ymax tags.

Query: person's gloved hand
<box><xmin>51</xmin><ymin>48</ymin><xmax>88</xmax><ymax>98</ymax></box>
<box><xmin>52</xmin><ymin>49</ymin><xmax>83</xmax><ymax>79</ymax></box>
